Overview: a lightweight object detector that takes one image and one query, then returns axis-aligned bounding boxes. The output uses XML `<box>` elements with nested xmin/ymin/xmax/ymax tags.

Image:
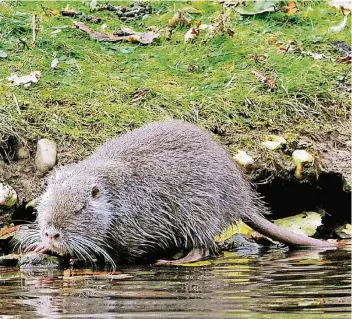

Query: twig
<box><xmin>13</xmin><ymin>94</ymin><xmax>20</xmax><ymax>114</ymax></box>
<box><xmin>224</xmin><ymin>74</ymin><xmax>235</xmax><ymax>88</ymax></box>
<box><xmin>32</xmin><ymin>14</ymin><xmax>36</xmax><ymax>45</ymax></box>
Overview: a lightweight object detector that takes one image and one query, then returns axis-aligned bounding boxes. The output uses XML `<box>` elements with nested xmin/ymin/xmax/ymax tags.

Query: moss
<box><xmin>0</xmin><ymin>0</ymin><xmax>350</xmax><ymax>154</ymax></box>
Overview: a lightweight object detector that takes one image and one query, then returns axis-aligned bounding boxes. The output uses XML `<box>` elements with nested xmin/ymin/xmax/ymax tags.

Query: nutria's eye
<box><xmin>91</xmin><ymin>185</ymin><xmax>100</xmax><ymax>199</ymax></box>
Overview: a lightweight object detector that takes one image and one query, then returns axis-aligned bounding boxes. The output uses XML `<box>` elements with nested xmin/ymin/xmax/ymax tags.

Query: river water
<box><xmin>0</xmin><ymin>244</ymin><xmax>350</xmax><ymax>318</ymax></box>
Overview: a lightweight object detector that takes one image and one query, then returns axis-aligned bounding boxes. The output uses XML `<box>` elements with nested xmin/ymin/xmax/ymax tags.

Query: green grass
<box><xmin>0</xmin><ymin>0</ymin><xmax>350</xmax><ymax>155</ymax></box>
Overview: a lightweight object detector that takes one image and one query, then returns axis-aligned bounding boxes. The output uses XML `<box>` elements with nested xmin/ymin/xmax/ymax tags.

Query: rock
<box><xmin>25</xmin><ymin>197</ymin><xmax>39</xmax><ymax>209</ymax></box>
<box><xmin>261</xmin><ymin>135</ymin><xmax>286</xmax><ymax>150</ymax></box>
<box><xmin>17</xmin><ymin>145</ymin><xmax>30</xmax><ymax>159</ymax></box>
<box><xmin>35</xmin><ymin>139</ymin><xmax>57</xmax><ymax>173</ymax></box>
<box><xmin>292</xmin><ymin>150</ymin><xmax>314</xmax><ymax>179</ymax></box>
<box><xmin>0</xmin><ymin>183</ymin><xmax>17</xmax><ymax>207</ymax></box>
<box><xmin>19</xmin><ymin>252</ymin><xmax>61</xmax><ymax>269</ymax></box>
<box><xmin>218</xmin><ymin>234</ymin><xmax>261</xmax><ymax>255</ymax></box>
<box><xmin>234</xmin><ymin>150</ymin><xmax>254</xmax><ymax>168</ymax></box>
<box><xmin>334</xmin><ymin>224</ymin><xmax>352</xmax><ymax>239</ymax></box>
<box><xmin>0</xmin><ymin>254</ymin><xmax>20</xmax><ymax>267</ymax></box>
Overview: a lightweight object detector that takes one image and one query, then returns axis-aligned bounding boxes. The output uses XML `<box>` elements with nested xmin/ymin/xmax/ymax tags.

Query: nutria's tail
<box><xmin>244</xmin><ymin>215</ymin><xmax>336</xmax><ymax>248</ymax></box>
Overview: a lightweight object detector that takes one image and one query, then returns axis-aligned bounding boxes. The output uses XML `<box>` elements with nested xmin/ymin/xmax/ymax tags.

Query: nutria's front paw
<box><xmin>32</xmin><ymin>243</ymin><xmax>49</xmax><ymax>254</ymax></box>
<box><xmin>155</xmin><ymin>249</ymin><xmax>208</xmax><ymax>265</ymax></box>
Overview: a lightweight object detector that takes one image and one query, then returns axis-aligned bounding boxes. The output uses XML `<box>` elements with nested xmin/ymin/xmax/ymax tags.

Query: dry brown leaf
<box><xmin>74</xmin><ymin>22</ymin><xmax>159</xmax><ymax>45</ymax></box>
<box><xmin>227</xmin><ymin>28</ymin><xmax>235</xmax><ymax>36</ymax></box>
<box><xmin>0</xmin><ymin>226</ymin><xmax>20</xmax><ymax>240</ymax></box>
<box><xmin>248</xmin><ymin>53</ymin><xmax>268</xmax><ymax>63</ymax></box>
<box><xmin>336</xmin><ymin>54</ymin><xmax>352</xmax><ymax>63</ymax></box>
<box><xmin>286</xmin><ymin>1</ymin><xmax>299</xmax><ymax>15</ymax></box>
<box><xmin>252</xmin><ymin>70</ymin><xmax>277</xmax><ymax>90</ymax></box>
<box><xmin>184</xmin><ymin>27</ymin><xmax>200</xmax><ymax>42</ymax></box>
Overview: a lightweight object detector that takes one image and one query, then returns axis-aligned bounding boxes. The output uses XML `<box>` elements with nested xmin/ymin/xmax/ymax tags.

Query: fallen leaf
<box><xmin>336</xmin><ymin>54</ymin><xmax>351</xmax><ymax>63</ymax></box>
<box><xmin>208</xmin><ymin>11</ymin><xmax>232</xmax><ymax>38</ymax></box>
<box><xmin>74</xmin><ymin>22</ymin><xmax>159</xmax><ymax>45</ymax></box>
<box><xmin>247</xmin><ymin>53</ymin><xmax>268</xmax><ymax>63</ymax></box>
<box><xmin>8</xmin><ymin>71</ymin><xmax>41</xmax><ymax>87</ymax></box>
<box><xmin>252</xmin><ymin>70</ymin><xmax>277</xmax><ymax>90</ymax></box>
<box><xmin>51</xmin><ymin>58</ymin><xmax>59</xmax><ymax>68</ymax></box>
<box><xmin>227</xmin><ymin>28</ymin><xmax>235</xmax><ymax>36</ymax></box>
<box><xmin>0</xmin><ymin>226</ymin><xmax>20</xmax><ymax>240</ymax></box>
<box><xmin>328</xmin><ymin>15</ymin><xmax>348</xmax><ymax>32</ymax></box>
<box><xmin>334</xmin><ymin>224</ymin><xmax>352</xmax><ymax>238</ymax></box>
<box><xmin>274</xmin><ymin>212</ymin><xmax>323</xmax><ymax>237</ymax></box>
<box><xmin>286</xmin><ymin>1</ymin><xmax>299</xmax><ymax>15</ymax></box>
<box><xmin>215</xmin><ymin>220</ymin><xmax>254</xmax><ymax>242</ymax></box>
<box><xmin>0</xmin><ymin>50</ymin><xmax>8</xmax><ymax>58</ymax></box>
<box><xmin>184</xmin><ymin>27</ymin><xmax>200</xmax><ymax>42</ymax></box>
<box><xmin>306</xmin><ymin>51</ymin><xmax>324</xmax><ymax>60</ymax></box>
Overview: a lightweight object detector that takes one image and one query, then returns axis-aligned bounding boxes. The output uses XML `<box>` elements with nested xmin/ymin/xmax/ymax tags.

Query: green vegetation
<box><xmin>0</xmin><ymin>1</ymin><xmax>350</xmax><ymax>154</ymax></box>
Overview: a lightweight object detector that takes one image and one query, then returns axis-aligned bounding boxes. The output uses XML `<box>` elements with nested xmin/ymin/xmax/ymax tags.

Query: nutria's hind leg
<box><xmin>155</xmin><ymin>248</ymin><xmax>209</xmax><ymax>265</ymax></box>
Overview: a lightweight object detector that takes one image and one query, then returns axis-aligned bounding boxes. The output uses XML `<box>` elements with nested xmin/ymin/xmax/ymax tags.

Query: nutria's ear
<box><xmin>91</xmin><ymin>185</ymin><xmax>101</xmax><ymax>199</ymax></box>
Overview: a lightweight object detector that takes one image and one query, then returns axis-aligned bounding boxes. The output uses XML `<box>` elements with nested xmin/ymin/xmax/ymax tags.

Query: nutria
<box><xmin>18</xmin><ymin>121</ymin><xmax>334</xmax><ymax>266</ymax></box>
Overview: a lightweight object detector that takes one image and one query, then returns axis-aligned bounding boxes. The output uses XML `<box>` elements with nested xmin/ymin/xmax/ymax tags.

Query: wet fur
<box><xmin>20</xmin><ymin>121</ymin><xmax>268</xmax><ymax>263</ymax></box>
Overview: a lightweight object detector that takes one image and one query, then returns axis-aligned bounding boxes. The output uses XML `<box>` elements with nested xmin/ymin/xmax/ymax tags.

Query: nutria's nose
<box><xmin>45</xmin><ymin>230</ymin><xmax>60</xmax><ymax>240</ymax></box>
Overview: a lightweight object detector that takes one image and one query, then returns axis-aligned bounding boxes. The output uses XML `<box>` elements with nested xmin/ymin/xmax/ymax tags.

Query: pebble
<box><xmin>35</xmin><ymin>139</ymin><xmax>57</xmax><ymax>173</ymax></box>
<box><xmin>17</xmin><ymin>145</ymin><xmax>30</xmax><ymax>159</ymax></box>
<box><xmin>0</xmin><ymin>183</ymin><xmax>17</xmax><ymax>207</ymax></box>
<box><xmin>20</xmin><ymin>252</ymin><xmax>61</xmax><ymax>269</ymax></box>
<box><xmin>234</xmin><ymin>150</ymin><xmax>254</xmax><ymax>168</ymax></box>
<box><xmin>292</xmin><ymin>150</ymin><xmax>314</xmax><ymax>179</ymax></box>
<box><xmin>261</xmin><ymin>135</ymin><xmax>286</xmax><ymax>150</ymax></box>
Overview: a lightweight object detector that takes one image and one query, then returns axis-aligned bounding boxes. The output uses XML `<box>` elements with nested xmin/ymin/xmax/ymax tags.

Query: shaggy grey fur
<box><xmin>21</xmin><ymin>121</ymin><xmax>269</xmax><ymax>263</ymax></box>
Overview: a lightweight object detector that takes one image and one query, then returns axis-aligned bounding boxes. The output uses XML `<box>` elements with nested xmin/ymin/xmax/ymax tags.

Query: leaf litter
<box><xmin>74</xmin><ymin>22</ymin><xmax>159</xmax><ymax>45</ymax></box>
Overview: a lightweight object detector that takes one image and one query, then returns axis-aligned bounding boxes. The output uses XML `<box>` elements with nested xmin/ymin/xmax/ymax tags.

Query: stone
<box><xmin>19</xmin><ymin>252</ymin><xmax>61</xmax><ymax>269</ymax></box>
<box><xmin>234</xmin><ymin>150</ymin><xmax>254</xmax><ymax>168</ymax></box>
<box><xmin>261</xmin><ymin>135</ymin><xmax>286</xmax><ymax>150</ymax></box>
<box><xmin>292</xmin><ymin>149</ymin><xmax>314</xmax><ymax>179</ymax></box>
<box><xmin>17</xmin><ymin>145</ymin><xmax>30</xmax><ymax>159</ymax></box>
<box><xmin>35</xmin><ymin>139</ymin><xmax>57</xmax><ymax>173</ymax></box>
<box><xmin>0</xmin><ymin>183</ymin><xmax>17</xmax><ymax>207</ymax></box>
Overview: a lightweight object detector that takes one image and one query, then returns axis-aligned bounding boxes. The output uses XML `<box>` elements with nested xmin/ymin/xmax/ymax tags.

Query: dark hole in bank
<box><xmin>256</xmin><ymin>172</ymin><xmax>351</xmax><ymax>237</ymax></box>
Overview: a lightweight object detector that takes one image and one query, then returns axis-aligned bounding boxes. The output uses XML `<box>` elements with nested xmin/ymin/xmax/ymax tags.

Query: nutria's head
<box><xmin>20</xmin><ymin>164</ymin><xmax>115</xmax><ymax>265</ymax></box>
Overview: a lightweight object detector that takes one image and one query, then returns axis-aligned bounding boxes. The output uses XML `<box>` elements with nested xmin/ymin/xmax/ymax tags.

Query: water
<box><xmin>0</xmin><ymin>245</ymin><xmax>350</xmax><ymax>319</ymax></box>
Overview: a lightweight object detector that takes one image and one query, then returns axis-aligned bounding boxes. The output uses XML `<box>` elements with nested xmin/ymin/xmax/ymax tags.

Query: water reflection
<box><xmin>0</xmin><ymin>245</ymin><xmax>350</xmax><ymax>318</ymax></box>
